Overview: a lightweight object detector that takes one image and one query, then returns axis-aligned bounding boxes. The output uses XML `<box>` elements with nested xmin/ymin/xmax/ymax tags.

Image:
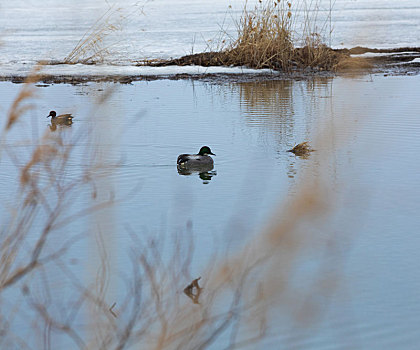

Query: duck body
<box><xmin>177</xmin><ymin>146</ymin><xmax>215</xmax><ymax>168</ymax></box>
<box><xmin>47</xmin><ymin>110</ymin><xmax>74</xmax><ymax>124</ymax></box>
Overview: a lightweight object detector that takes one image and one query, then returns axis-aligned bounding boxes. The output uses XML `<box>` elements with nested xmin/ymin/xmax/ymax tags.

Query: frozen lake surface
<box><xmin>1</xmin><ymin>0</ymin><xmax>420</xmax><ymax>77</ymax></box>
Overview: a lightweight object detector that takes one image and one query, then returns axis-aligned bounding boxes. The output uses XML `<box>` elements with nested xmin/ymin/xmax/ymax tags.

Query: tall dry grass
<box><xmin>64</xmin><ymin>3</ymin><xmax>145</xmax><ymax>64</ymax></box>
<box><xmin>152</xmin><ymin>0</ymin><xmax>344</xmax><ymax>71</ymax></box>
<box><xmin>0</xmin><ymin>68</ymin><xmax>117</xmax><ymax>348</ymax></box>
<box><xmin>223</xmin><ymin>0</ymin><xmax>341</xmax><ymax>70</ymax></box>
<box><xmin>226</xmin><ymin>0</ymin><xmax>295</xmax><ymax>70</ymax></box>
<box><xmin>64</xmin><ymin>6</ymin><xmax>123</xmax><ymax>64</ymax></box>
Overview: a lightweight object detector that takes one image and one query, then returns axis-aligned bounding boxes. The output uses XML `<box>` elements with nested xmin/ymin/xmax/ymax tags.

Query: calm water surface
<box><xmin>1</xmin><ymin>74</ymin><xmax>420</xmax><ymax>348</ymax></box>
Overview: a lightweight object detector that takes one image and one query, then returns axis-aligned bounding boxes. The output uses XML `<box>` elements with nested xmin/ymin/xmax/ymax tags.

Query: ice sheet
<box><xmin>1</xmin><ymin>0</ymin><xmax>419</xmax><ymax>77</ymax></box>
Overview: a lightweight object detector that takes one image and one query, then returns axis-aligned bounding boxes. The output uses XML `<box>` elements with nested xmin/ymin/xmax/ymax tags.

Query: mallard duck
<box><xmin>46</xmin><ymin>111</ymin><xmax>74</xmax><ymax>124</ymax></box>
<box><xmin>177</xmin><ymin>146</ymin><xmax>215</xmax><ymax>167</ymax></box>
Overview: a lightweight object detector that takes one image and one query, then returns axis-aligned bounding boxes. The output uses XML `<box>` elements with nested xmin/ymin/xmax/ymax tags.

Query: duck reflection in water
<box><xmin>177</xmin><ymin>146</ymin><xmax>217</xmax><ymax>184</ymax></box>
<box><xmin>49</xmin><ymin>120</ymin><xmax>73</xmax><ymax>131</ymax></box>
<box><xmin>177</xmin><ymin>164</ymin><xmax>217</xmax><ymax>184</ymax></box>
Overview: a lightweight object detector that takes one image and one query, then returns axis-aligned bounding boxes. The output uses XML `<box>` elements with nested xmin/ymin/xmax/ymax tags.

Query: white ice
<box><xmin>0</xmin><ymin>0</ymin><xmax>419</xmax><ymax>77</ymax></box>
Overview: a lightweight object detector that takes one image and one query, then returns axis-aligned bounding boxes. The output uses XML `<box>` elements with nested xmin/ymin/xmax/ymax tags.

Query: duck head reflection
<box><xmin>177</xmin><ymin>163</ymin><xmax>217</xmax><ymax>184</ymax></box>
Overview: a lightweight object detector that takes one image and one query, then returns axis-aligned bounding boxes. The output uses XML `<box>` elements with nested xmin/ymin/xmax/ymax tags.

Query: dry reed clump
<box><xmin>293</xmin><ymin>33</ymin><xmax>342</xmax><ymax>70</ymax></box>
<box><xmin>148</xmin><ymin>0</ymin><xmax>345</xmax><ymax>72</ymax></box>
<box><xmin>223</xmin><ymin>0</ymin><xmax>345</xmax><ymax>71</ymax></box>
<box><xmin>224</xmin><ymin>0</ymin><xmax>295</xmax><ymax>70</ymax></box>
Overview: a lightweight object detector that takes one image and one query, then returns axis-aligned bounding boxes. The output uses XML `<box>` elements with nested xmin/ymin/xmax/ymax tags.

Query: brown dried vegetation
<box><xmin>288</xmin><ymin>141</ymin><xmax>315</xmax><ymax>156</ymax></box>
<box><xmin>145</xmin><ymin>0</ymin><xmax>346</xmax><ymax>72</ymax></box>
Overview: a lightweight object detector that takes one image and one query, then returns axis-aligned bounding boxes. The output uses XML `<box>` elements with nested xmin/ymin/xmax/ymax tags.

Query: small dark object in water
<box><xmin>46</xmin><ymin>110</ymin><xmax>74</xmax><ymax>124</ymax></box>
<box><xmin>177</xmin><ymin>146</ymin><xmax>215</xmax><ymax>167</ymax></box>
<box><xmin>184</xmin><ymin>277</ymin><xmax>203</xmax><ymax>304</ymax></box>
<box><xmin>287</xmin><ymin>142</ymin><xmax>315</xmax><ymax>156</ymax></box>
<box><xmin>109</xmin><ymin>302</ymin><xmax>118</xmax><ymax>318</ymax></box>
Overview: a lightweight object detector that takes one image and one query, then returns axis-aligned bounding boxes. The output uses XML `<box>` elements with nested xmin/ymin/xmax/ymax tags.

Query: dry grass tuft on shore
<box><xmin>144</xmin><ymin>0</ymin><xmax>347</xmax><ymax>72</ymax></box>
<box><xmin>64</xmin><ymin>6</ymin><xmax>122</xmax><ymax>64</ymax></box>
<box><xmin>64</xmin><ymin>3</ymin><xmax>145</xmax><ymax>64</ymax></box>
<box><xmin>224</xmin><ymin>0</ymin><xmax>295</xmax><ymax>70</ymax></box>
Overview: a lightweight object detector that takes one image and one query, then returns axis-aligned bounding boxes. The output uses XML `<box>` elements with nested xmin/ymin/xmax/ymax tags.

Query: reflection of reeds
<box><xmin>236</xmin><ymin>80</ymin><xmax>293</xmax><ymax>117</ymax></box>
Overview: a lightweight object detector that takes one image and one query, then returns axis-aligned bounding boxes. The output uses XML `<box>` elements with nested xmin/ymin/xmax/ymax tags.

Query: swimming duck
<box><xmin>46</xmin><ymin>111</ymin><xmax>74</xmax><ymax>124</ymax></box>
<box><xmin>177</xmin><ymin>146</ymin><xmax>215</xmax><ymax>167</ymax></box>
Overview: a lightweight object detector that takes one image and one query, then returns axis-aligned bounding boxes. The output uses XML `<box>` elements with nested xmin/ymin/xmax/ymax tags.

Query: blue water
<box><xmin>1</xmin><ymin>74</ymin><xmax>420</xmax><ymax>348</ymax></box>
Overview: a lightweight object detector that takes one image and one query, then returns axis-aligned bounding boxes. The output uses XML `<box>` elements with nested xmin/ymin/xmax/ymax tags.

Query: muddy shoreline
<box><xmin>2</xmin><ymin>47</ymin><xmax>419</xmax><ymax>85</ymax></box>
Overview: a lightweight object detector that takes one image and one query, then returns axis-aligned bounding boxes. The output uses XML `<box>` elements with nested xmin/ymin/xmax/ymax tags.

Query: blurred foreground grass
<box><xmin>0</xmin><ymin>67</ymin><xmax>345</xmax><ymax>350</ymax></box>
